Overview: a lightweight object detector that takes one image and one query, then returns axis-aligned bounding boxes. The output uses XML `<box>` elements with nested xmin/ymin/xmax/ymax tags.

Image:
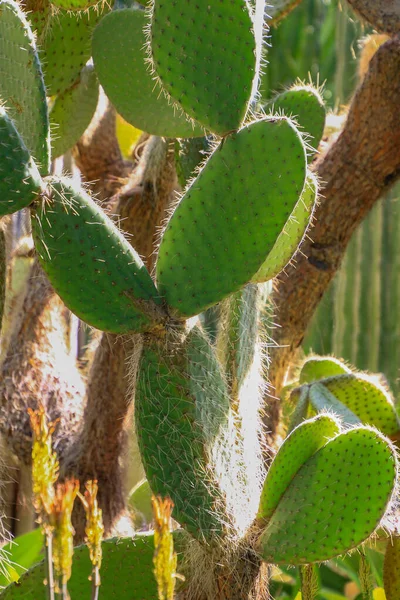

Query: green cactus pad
<box><xmin>320</xmin><ymin>374</ymin><xmax>400</xmax><ymax>437</ymax></box>
<box><xmin>136</xmin><ymin>326</ymin><xmax>230</xmax><ymax>540</ymax></box>
<box><xmin>258</xmin><ymin>427</ymin><xmax>397</xmax><ymax>565</ymax></box>
<box><xmin>299</xmin><ymin>355</ymin><xmax>351</xmax><ymax>384</ymax></box>
<box><xmin>92</xmin><ymin>8</ymin><xmax>203</xmax><ymax>137</ymax></box>
<box><xmin>51</xmin><ymin>64</ymin><xmax>99</xmax><ymax>158</ymax></box>
<box><xmin>217</xmin><ymin>284</ymin><xmax>260</xmax><ymax>394</ymax></box>
<box><xmin>252</xmin><ymin>172</ymin><xmax>317</xmax><ymax>283</ymax></box>
<box><xmin>175</xmin><ymin>136</ymin><xmax>211</xmax><ymax>188</ymax></box>
<box><xmin>0</xmin><ymin>534</ymin><xmax>184</xmax><ymax>599</ymax></box>
<box><xmin>267</xmin><ymin>85</ymin><xmax>326</xmax><ymax>161</ymax></box>
<box><xmin>0</xmin><ymin>108</ymin><xmax>43</xmax><ymax>216</ymax></box>
<box><xmin>157</xmin><ymin>117</ymin><xmax>307</xmax><ymax>318</ymax></box>
<box><xmin>257</xmin><ymin>415</ymin><xmax>340</xmax><ymax>523</ymax></box>
<box><xmin>308</xmin><ymin>382</ymin><xmax>361</xmax><ymax>426</ymax></box>
<box><xmin>0</xmin><ymin>0</ymin><xmax>50</xmax><ymax>174</ymax></box>
<box><xmin>150</xmin><ymin>0</ymin><xmax>256</xmax><ymax>135</ymax></box>
<box><xmin>384</xmin><ymin>537</ymin><xmax>400</xmax><ymax>600</ymax></box>
<box><xmin>35</xmin><ymin>5</ymin><xmax>108</xmax><ymax>96</ymax></box>
<box><xmin>31</xmin><ymin>177</ymin><xmax>165</xmax><ymax>334</ymax></box>
<box><xmin>129</xmin><ymin>479</ymin><xmax>153</xmax><ymax>528</ymax></box>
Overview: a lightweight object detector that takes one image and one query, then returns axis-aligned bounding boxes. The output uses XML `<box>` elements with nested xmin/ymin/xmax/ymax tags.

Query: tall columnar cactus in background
<box><xmin>0</xmin><ymin>0</ymin><xmax>399</xmax><ymax>599</ymax></box>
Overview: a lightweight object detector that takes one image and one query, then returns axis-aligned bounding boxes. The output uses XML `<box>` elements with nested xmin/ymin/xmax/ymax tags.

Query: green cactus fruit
<box><xmin>150</xmin><ymin>0</ymin><xmax>256</xmax><ymax>135</ymax></box>
<box><xmin>258</xmin><ymin>427</ymin><xmax>397</xmax><ymax>565</ymax></box>
<box><xmin>136</xmin><ymin>326</ymin><xmax>231</xmax><ymax>540</ymax></box>
<box><xmin>0</xmin><ymin>108</ymin><xmax>43</xmax><ymax>216</ymax></box>
<box><xmin>299</xmin><ymin>355</ymin><xmax>351</xmax><ymax>384</ymax></box>
<box><xmin>34</xmin><ymin>5</ymin><xmax>108</xmax><ymax>96</ymax></box>
<box><xmin>92</xmin><ymin>8</ymin><xmax>203</xmax><ymax>137</ymax></box>
<box><xmin>0</xmin><ymin>0</ymin><xmax>50</xmax><ymax>174</ymax></box>
<box><xmin>0</xmin><ymin>534</ymin><xmax>184</xmax><ymax>599</ymax></box>
<box><xmin>252</xmin><ymin>172</ymin><xmax>317</xmax><ymax>283</ymax></box>
<box><xmin>320</xmin><ymin>374</ymin><xmax>400</xmax><ymax>437</ymax></box>
<box><xmin>384</xmin><ymin>537</ymin><xmax>400</xmax><ymax>600</ymax></box>
<box><xmin>266</xmin><ymin>85</ymin><xmax>326</xmax><ymax>161</ymax></box>
<box><xmin>51</xmin><ymin>64</ymin><xmax>99</xmax><ymax>158</ymax></box>
<box><xmin>216</xmin><ymin>284</ymin><xmax>260</xmax><ymax>396</ymax></box>
<box><xmin>157</xmin><ymin>117</ymin><xmax>307</xmax><ymax>318</ymax></box>
<box><xmin>31</xmin><ymin>177</ymin><xmax>165</xmax><ymax>334</ymax></box>
<box><xmin>257</xmin><ymin>414</ymin><xmax>340</xmax><ymax>523</ymax></box>
<box><xmin>175</xmin><ymin>136</ymin><xmax>211</xmax><ymax>188</ymax></box>
<box><xmin>308</xmin><ymin>382</ymin><xmax>361</xmax><ymax>426</ymax></box>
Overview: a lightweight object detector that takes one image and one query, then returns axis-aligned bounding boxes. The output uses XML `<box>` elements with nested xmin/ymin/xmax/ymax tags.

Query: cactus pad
<box><xmin>258</xmin><ymin>427</ymin><xmax>397</xmax><ymax>565</ymax></box>
<box><xmin>92</xmin><ymin>8</ymin><xmax>203</xmax><ymax>137</ymax></box>
<box><xmin>0</xmin><ymin>535</ymin><xmax>175</xmax><ymax>599</ymax></box>
<box><xmin>257</xmin><ymin>415</ymin><xmax>340</xmax><ymax>523</ymax></box>
<box><xmin>51</xmin><ymin>65</ymin><xmax>99</xmax><ymax>158</ymax></box>
<box><xmin>51</xmin><ymin>0</ymin><xmax>100</xmax><ymax>10</ymax></box>
<box><xmin>150</xmin><ymin>0</ymin><xmax>256</xmax><ymax>135</ymax></box>
<box><xmin>252</xmin><ymin>172</ymin><xmax>317</xmax><ymax>283</ymax></box>
<box><xmin>35</xmin><ymin>5</ymin><xmax>107</xmax><ymax>96</ymax></box>
<box><xmin>0</xmin><ymin>0</ymin><xmax>50</xmax><ymax>174</ymax></box>
<box><xmin>157</xmin><ymin>117</ymin><xmax>307</xmax><ymax>318</ymax></box>
<box><xmin>267</xmin><ymin>85</ymin><xmax>326</xmax><ymax>160</ymax></box>
<box><xmin>299</xmin><ymin>355</ymin><xmax>351</xmax><ymax>384</ymax></box>
<box><xmin>136</xmin><ymin>326</ymin><xmax>230</xmax><ymax>540</ymax></box>
<box><xmin>31</xmin><ymin>177</ymin><xmax>165</xmax><ymax>334</ymax></box>
<box><xmin>0</xmin><ymin>108</ymin><xmax>42</xmax><ymax>216</ymax></box>
<box><xmin>320</xmin><ymin>374</ymin><xmax>400</xmax><ymax>437</ymax></box>
<box><xmin>175</xmin><ymin>136</ymin><xmax>211</xmax><ymax>188</ymax></box>
<box><xmin>384</xmin><ymin>537</ymin><xmax>400</xmax><ymax>600</ymax></box>
<box><xmin>308</xmin><ymin>382</ymin><xmax>361</xmax><ymax>426</ymax></box>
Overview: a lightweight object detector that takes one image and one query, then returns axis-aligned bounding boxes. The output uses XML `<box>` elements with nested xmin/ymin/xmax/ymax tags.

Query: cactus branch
<box><xmin>346</xmin><ymin>0</ymin><xmax>400</xmax><ymax>35</ymax></box>
<box><xmin>266</xmin><ymin>36</ymin><xmax>400</xmax><ymax>437</ymax></box>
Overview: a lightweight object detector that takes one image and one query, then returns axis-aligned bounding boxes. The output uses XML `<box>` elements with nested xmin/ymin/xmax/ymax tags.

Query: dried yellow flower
<box><xmin>52</xmin><ymin>480</ymin><xmax>79</xmax><ymax>587</ymax></box>
<box><xmin>78</xmin><ymin>479</ymin><xmax>104</xmax><ymax>586</ymax></box>
<box><xmin>152</xmin><ymin>496</ymin><xmax>179</xmax><ymax>600</ymax></box>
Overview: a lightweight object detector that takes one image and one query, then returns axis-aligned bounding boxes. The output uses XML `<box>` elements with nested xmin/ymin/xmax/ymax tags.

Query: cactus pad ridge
<box><xmin>267</xmin><ymin>84</ymin><xmax>326</xmax><ymax>162</ymax></box>
<box><xmin>258</xmin><ymin>426</ymin><xmax>398</xmax><ymax>565</ymax></box>
<box><xmin>320</xmin><ymin>374</ymin><xmax>400</xmax><ymax>437</ymax></box>
<box><xmin>308</xmin><ymin>382</ymin><xmax>361</xmax><ymax>426</ymax></box>
<box><xmin>150</xmin><ymin>0</ymin><xmax>256</xmax><ymax>135</ymax></box>
<box><xmin>156</xmin><ymin>117</ymin><xmax>307</xmax><ymax>318</ymax></box>
<box><xmin>31</xmin><ymin>177</ymin><xmax>165</xmax><ymax>334</ymax></box>
<box><xmin>92</xmin><ymin>8</ymin><xmax>204</xmax><ymax>137</ymax></box>
<box><xmin>299</xmin><ymin>355</ymin><xmax>351</xmax><ymax>384</ymax></box>
<box><xmin>51</xmin><ymin>64</ymin><xmax>99</xmax><ymax>159</ymax></box>
<box><xmin>0</xmin><ymin>534</ymin><xmax>183</xmax><ymax>599</ymax></box>
<box><xmin>136</xmin><ymin>326</ymin><xmax>232</xmax><ymax>541</ymax></box>
<box><xmin>252</xmin><ymin>172</ymin><xmax>317</xmax><ymax>283</ymax></box>
<box><xmin>0</xmin><ymin>0</ymin><xmax>50</xmax><ymax>174</ymax></box>
<box><xmin>257</xmin><ymin>414</ymin><xmax>340</xmax><ymax>523</ymax></box>
<box><xmin>0</xmin><ymin>108</ymin><xmax>43</xmax><ymax>216</ymax></box>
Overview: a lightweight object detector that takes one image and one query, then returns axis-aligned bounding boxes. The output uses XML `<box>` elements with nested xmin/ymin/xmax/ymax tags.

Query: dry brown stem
<box><xmin>266</xmin><ymin>36</ymin><xmax>400</xmax><ymax>436</ymax></box>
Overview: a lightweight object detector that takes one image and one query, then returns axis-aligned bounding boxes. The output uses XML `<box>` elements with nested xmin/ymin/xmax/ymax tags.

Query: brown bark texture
<box><xmin>346</xmin><ymin>0</ymin><xmax>400</xmax><ymax>34</ymax></box>
<box><xmin>266</xmin><ymin>36</ymin><xmax>400</xmax><ymax>435</ymax></box>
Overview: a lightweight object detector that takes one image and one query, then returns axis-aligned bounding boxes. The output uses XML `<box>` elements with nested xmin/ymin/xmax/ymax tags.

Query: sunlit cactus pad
<box><xmin>35</xmin><ymin>5</ymin><xmax>107</xmax><ymax>96</ymax></box>
<box><xmin>31</xmin><ymin>177</ymin><xmax>164</xmax><ymax>334</ymax></box>
<box><xmin>136</xmin><ymin>326</ymin><xmax>230</xmax><ymax>540</ymax></box>
<box><xmin>299</xmin><ymin>355</ymin><xmax>351</xmax><ymax>384</ymax></box>
<box><xmin>258</xmin><ymin>427</ymin><xmax>397</xmax><ymax>564</ymax></box>
<box><xmin>267</xmin><ymin>85</ymin><xmax>326</xmax><ymax>160</ymax></box>
<box><xmin>252</xmin><ymin>172</ymin><xmax>317</xmax><ymax>283</ymax></box>
<box><xmin>0</xmin><ymin>535</ymin><xmax>170</xmax><ymax>599</ymax></box>
<box><xmin>258</xmin><ymin>415</ymin><xmax>340</xmax><ymax>523</ymax></box>
<box><xmin>0</xmin><ymin>0</ymin><xmax>50</xmax><ymax>174</ymax></box>
<box><xmin>321</xmin><ymin>374</ymin><xmax>400</xmax><ymax>437</ymax></box>
<box><xmin>92</xmin><ymin>8</ymin><xmax>203</xmax><ymax>137</ymax></box>
<box><xmin>157</xmin><ymin>117</ymin><xmax>306</xmax><ymax>318</ymax></box>
<box><xmin>0</xmin><ymin>108</ymin><xmax>42</xmax><ymax>216</ymax></box>
<box><xmin>51</xmin><ymin>64</ymin><xmax>99</xmax><ymax>158</ymax></box>
<box><xmin>151</xmin><ymin>0</ymin><xmax>256</xmax><ymax>135</ymax></box>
